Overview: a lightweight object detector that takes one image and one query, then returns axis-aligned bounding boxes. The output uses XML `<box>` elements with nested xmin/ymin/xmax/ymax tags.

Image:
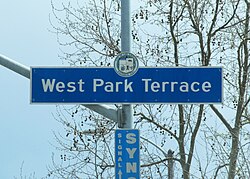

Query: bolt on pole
<box><xmin>120</xmin><ymin>0</ymin><xmax>133</xmax><ymax>129</ymax></box>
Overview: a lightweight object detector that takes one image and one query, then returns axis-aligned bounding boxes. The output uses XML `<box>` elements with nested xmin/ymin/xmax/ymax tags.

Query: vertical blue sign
<box><xmin>115</xmin><ymin>129</ymin><xmax>140</xmax><ymax>179</ymax></box>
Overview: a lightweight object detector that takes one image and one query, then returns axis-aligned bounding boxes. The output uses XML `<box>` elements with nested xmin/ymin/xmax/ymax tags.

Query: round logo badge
<box><xmin>114</xmin><ymin>52</ymin><xmax>139</xmax><ymax>77</ymax></box>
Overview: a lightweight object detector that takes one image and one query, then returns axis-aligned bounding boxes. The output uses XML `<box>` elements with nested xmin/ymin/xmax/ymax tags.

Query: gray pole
<box><xmin>120</xmin><ymin>0</ymin><xmax>133</xmax><ymax>129</ymax></box>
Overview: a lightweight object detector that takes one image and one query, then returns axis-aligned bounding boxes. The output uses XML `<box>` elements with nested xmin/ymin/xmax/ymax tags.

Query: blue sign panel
<box><xmin>115</xmin><ymin>129</ymin><xmax>140</xmax><ymax>179</ymax></box>
<box><xmin>31</xmin><ymin>67</ymin><xmax>222</xmax><ymax>103</ymax></box>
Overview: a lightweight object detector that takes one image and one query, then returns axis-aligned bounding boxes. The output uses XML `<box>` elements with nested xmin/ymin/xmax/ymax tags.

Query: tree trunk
<box><xmin>228</xmin><ymin>128</ymin><xmax>240</xmax><ymax>179</ymax></box>
<box><xmin>168</xmin><ymin>149</ymin><xmax>174</xmax><ymax>179</ymax></box>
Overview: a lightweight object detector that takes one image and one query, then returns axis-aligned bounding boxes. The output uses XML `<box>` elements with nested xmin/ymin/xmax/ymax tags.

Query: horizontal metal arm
<box><xmin>0</xmin><ymin>54</ymin><xmax>30</xmax><ymax>78</ymax></box>
<box><xmin>0</xmin><ymin>53</ymin><xmax>118</xmax><ymax>122</ymax></box>
<box><xmin>82</xmin><ymin>104</ymin><xmax>118</xmax><ymax>122</ymax></box>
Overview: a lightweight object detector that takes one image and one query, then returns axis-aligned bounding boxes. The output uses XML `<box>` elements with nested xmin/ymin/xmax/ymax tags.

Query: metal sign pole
<box><xmin>115</xmin><ymin>3</ymin><xmax>140</xmax><ymax>177</ymax></box>
<box><xmin>120</xmin><ymin>0</ymin><xmax>133</xmax><ymax>129</ymax></box>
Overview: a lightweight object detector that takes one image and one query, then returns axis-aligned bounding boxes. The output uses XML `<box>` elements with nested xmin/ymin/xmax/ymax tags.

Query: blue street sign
<box><xmin>31</xmin><ymin>67</ymin><xmax>222</xmax><ymax>103</ymax></box>
<box><xmin>115</xmin><ymin>129</ymin><xmax>140</xmax><ymax>179</ymax></box>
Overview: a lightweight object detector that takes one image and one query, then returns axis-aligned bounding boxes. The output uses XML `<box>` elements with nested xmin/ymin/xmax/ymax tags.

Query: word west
<box><xmin>40</xmin><ymin>78</ymin><xmax>212</xmax><ymax>93</ymax></box>
<box><xmin>115</xmin><ymin>129</ymin><xmax>140</xmax><ymax>179</ymax></box>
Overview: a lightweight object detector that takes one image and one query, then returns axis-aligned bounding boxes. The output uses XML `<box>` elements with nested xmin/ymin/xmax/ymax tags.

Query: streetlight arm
<box><xmin>0</xmin><ymin>53</ymin><xmax>118</xmax><ymax>122</ymax></box>
<box><xmin>82</xmin><ymin>104</ymin><xmax>118</xmax><ymax>123</ymax></box>
<box><xmin>0</xmin><ymin>54</ymin><xmax>30</xmax><ymax>79</ymax></box>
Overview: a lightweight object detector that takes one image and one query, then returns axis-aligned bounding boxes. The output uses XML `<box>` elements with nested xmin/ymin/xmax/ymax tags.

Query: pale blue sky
<box><xmin>0</xmin><ymin>1</ymin><xmax>143</xmax><ymax>178</ymax></box>
<box><xmin>0</xmin><ymin>0</ymin><xmax>63</xmax><ymax>178</ymax></box>
<box><xmin>1</xmin><ymin>1</ymin><xmax>244</xmax><ymax>178</ymax></box>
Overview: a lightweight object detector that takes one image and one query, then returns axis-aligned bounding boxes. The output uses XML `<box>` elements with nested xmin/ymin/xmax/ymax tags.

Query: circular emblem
<box><xmin>114</xmin><ymin>52</ymin><xmax>139</xmax><ymax>77</ymax></box>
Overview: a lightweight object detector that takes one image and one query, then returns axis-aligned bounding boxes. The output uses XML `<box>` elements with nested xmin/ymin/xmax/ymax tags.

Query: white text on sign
<box><xmin>41</xmin><ymin>78</ymin><xmax>211</xmax><ymax>93</ymax></box>
<box><xmin>115</xmin><ymin>129</ymin><xmax>140</xmax><ymax>179</ymax></box>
